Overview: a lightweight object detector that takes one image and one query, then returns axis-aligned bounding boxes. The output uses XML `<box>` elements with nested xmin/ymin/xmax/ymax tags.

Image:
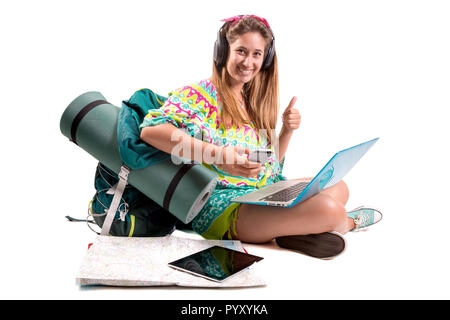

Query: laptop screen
<box><xmin>292</xmin><ymin>137</ymin><xmax>379</xmax><ymax>206</ymax></box>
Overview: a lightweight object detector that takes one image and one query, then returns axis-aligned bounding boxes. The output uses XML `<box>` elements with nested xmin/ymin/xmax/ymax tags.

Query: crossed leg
<box><xmin>234</xmin><ymin>179</ymin><xmax>355</xmax><ymax>243</ymax></box>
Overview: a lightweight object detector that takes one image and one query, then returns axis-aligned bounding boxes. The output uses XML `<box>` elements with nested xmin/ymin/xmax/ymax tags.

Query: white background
<box><xmin>1</xmin><ymin>0</ymin><xmax>449</xmax><ymax>299</ymax></box>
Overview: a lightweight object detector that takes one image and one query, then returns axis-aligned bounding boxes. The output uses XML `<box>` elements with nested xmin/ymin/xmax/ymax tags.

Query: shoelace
<box><xmin>354</xmin><ymin>212</ymin><xmax>372</xmax><ymax>230</ymax></box>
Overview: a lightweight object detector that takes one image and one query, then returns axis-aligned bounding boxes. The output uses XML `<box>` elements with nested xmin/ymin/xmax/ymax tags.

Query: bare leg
<box><xmin>320</xmin><ymin>180</ymin><xmax>355</xmax><ymax>231</ymax></box>
<box><xmin>296</xmin><ymin>178</ymin><xmax>349</xmax><ymax>206</ymax></box>
<box><xmin>320</xmin><ymin>180</ymin><xmax>350</xmax><ymax>206</ymax></box>
<box><xmin>234</xmin><ymin>179</ymin><xmax>355</xmax><ymax>243</ymax></box>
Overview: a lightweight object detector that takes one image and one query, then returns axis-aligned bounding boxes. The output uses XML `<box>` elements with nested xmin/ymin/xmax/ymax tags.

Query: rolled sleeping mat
<box><xmin>60</xmin><ymin>91</ymin><xmax>217</xmax><ymax>224</ymax></box>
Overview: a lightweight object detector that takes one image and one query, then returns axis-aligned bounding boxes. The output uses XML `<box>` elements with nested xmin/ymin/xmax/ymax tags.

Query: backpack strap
<box><xmin>100</xmin><ymin>164</ymin><xmax>130</xmax><ymax>236</ymax></box>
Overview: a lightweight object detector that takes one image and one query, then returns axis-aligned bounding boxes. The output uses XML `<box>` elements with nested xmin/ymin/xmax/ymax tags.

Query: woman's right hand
<box><xmin>214</xmin><ymin>146</ymin><xmax>264</xmax><ymax>178</ymax></box>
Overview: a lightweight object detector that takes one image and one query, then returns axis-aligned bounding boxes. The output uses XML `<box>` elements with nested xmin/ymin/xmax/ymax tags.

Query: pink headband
<box><xmin>221</xmin><ymin>15</ymin><xmax>271</xmax><ymax>29</ymax></box>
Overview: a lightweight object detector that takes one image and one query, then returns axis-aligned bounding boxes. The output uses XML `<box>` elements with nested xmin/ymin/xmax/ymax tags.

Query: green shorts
<box><xmin>203</xmin><ymin>202</ymin><xmax>241</xmax><ymax>240</ymax></box>
<box><xmin>191</xmin><ymin>187</ymin><xmax>252</xmax><ymax>240</ymax></box>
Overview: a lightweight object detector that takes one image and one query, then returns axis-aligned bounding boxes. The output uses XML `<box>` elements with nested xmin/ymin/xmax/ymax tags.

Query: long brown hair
<box><xmin>211</xmin><ymin>16</ymin><xmax>280</xmax><ymax>145</ymax></box>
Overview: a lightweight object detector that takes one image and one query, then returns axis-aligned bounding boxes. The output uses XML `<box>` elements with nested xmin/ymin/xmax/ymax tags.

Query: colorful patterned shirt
<box><xmin>140</xmin><ymin>79</ymin><xmax>286</xmax><ymax>237</ymax></box>
<box><xmin>140</xmin><ymin>79</ymin><xmax>286</xmax><ymax>187</ymax></box>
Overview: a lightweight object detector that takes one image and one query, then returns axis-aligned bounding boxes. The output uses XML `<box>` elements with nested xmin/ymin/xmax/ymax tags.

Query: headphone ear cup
<box><xmin>263</xmin><ymin>40</ymin><xmax>275</xmax><ymax>70</ymax></box>
<box><xmin>213</xmin><ymin>39</ymin><xmax>221</xmax><ymax>68</ymax></box>
<box><xmin>213</xmin><ymin>30</ymin><xmax>228</xmax><ymax>70</ymax></box>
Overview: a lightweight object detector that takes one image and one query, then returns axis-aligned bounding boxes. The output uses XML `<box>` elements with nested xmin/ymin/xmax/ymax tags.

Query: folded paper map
<box><xmin>77</xmin><ymin>235</ymin><xmax>266</xmax><ymax>288</ymax></box>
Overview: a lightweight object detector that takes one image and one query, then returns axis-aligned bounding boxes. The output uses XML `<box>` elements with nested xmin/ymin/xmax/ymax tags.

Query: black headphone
<box><xmin>213</xmin><ymin>19</ymin><xmax>275</xmax><ymax>71</ymax></box>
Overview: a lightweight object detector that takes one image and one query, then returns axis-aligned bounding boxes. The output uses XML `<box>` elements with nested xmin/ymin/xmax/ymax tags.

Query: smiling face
<box><xmin>226</xmin><ymin>32</ymin><xmax>266</xmax><ymax>88</ymax></box>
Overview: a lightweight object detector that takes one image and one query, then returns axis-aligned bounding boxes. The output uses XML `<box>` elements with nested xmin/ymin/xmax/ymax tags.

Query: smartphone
<box><xmin>248</xmin><ymin>148</ymin><xmax>273</xmax><ymax>164</ymax></box>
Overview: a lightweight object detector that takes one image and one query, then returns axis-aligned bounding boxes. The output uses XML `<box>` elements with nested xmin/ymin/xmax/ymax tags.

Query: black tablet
<box><xmin>168</xmin><ymin>246</ymin><xmax>263</xmax><ymax>282</ymax></box>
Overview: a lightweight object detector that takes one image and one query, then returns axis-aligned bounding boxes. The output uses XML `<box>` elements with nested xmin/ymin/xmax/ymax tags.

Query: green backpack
<box><xmin>67</xmin><ymin>88</ymin><xmax>191</xmax><ymax>236</ymax></box>
<box><xmin>88</xmin><ymin>162</ymin><xmax>180</xmax><ymax>237</ymax></box>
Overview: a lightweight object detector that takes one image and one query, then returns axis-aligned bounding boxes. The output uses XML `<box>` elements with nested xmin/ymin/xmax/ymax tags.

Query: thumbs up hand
<box><xmin>281</xmin><ymin>96</ymin><xmax>301</xmax><ymax>133</ymax></box>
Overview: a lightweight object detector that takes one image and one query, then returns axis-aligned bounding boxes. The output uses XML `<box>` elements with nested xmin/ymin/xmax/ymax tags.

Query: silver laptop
<box><xmin>231</xmin><ymin>138</ymin><xmax>379</xmax><ymax>207</ymax></box>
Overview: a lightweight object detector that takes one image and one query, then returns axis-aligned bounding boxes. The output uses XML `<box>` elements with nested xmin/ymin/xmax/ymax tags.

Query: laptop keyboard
<box><xmin>260</xmin><ymin>181</ymin><xmax>310</xmax><ymax>202</ymax></box>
